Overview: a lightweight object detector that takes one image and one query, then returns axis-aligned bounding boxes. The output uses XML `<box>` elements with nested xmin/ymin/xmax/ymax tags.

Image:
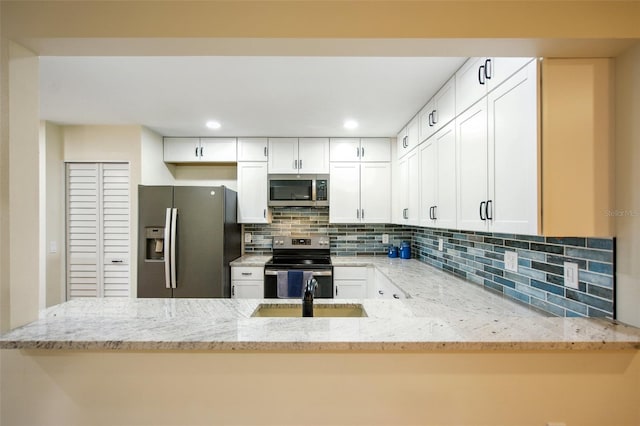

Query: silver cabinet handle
<box><xmin>393</xmin><ymin>294</ymin><xmax>400</xmax><ymax>299</ymax></box>
<box><xmin>335</xmin><ymin>286</ymin><xmax>338</xmax><ymax>296</ymax></box>
<box><xmin>199</xmin><ymin>146</ymin><xmax>203</xmax><ymax>157</ymax></box>
<box><xmin>356</xmin><ymin>209</ymin><xmax>360</xmax><ymax>219</ymax></box>
<box><xmin>378</xmin><ymin>290</ymin><xmax>384</xmax><ymax>295</ymax></box>
<box><xmin>432</xmin><ymin>110</ymin><xmax>438</xmax><ymax>125</ymax></box>
<box><xmin>357</xmin><ymin>147</ymin><xmax>360</xmax><ymax>158</ymax></box>
<box><xmin>299</xmin><ymin>159</ymin><xmax>302</xmax><ymax>169</ymax></box>
<box><xmin>241</xmin><ymin>272</ymin><xmax>252</xmax><ymax>276</ymax></box>
<box><xmin>361</xmin><ymin>147</ymin><xmax>365</xmax><ymax>157</ymax></box>
<box><xmin>232</xmin><ymin>285</ymin><xmax>235</xmax><ymax>297</ymax></box>
<box><xmin>361</xmin><ymin>209</ymin><xmax>364</xmax><ymax>219</ymax></box>
<box><xmin>264</xmin><ymin>146</ymin><xmax>268</xmax><ymax>157</ymax></box>
<box><xmin>164</xmin><ymin>208</ymin><xmax>172</xmax><ymax>289</ymax></box>
<box><xmin>111</xmin><ymin>259</ymin><xmax>123</xmax><ymax>263</ymax></box>
<box><xmin>263</xmin><ymin>208</ymin><xmax>266</xmax><ymax>218</ymax></box>
<box><xmin>170</xmin><ymin>208</ymin><xmax>178</xmax><ymax>289</ymax></box>
<box><xmin>294</xmin><ymin>160</ymin><xmax>297</xmax><ymax>169</ymax></box>
<box><xmin>195</xmin><ymin>147</ymin><xmax>199</xmax><ymax>157</ymax></box>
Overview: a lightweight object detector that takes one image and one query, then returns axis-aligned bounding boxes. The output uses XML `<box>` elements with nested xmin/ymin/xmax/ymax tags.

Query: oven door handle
<box><xmin>264</xmin><ymin>270</ymin><xmax>332</xmax><ymax>276</ymax></box>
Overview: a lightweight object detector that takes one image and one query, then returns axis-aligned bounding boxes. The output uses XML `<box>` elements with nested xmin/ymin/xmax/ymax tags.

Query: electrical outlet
<box><xmin>244</xmin><ymin>232</ymin><xmax>252</xmax><ymax>243</ymax></box>
<box><xmin>438</xmin><ymin>238</ymin><xmax>444</xmax><ymax>251</ymax></box>
<box><xmin>504</xmin><ymin>250</ymin><xmax>518</xmax><ymax>272</ymax></box>
<box><xmin>564</xmin><ymin>262</ymin><xmax>579</xmax><ymax>289</ymax></box>
<box><xmin>382</xmin><ymin>234</ymin><xmax>389</xmax><ymax>244</ymax></box>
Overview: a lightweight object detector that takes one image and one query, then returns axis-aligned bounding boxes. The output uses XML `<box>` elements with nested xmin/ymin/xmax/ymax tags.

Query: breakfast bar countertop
<box><xmin>2</xmin><ymin>256</ymin><xmax>640</xmax><ymax>352</ymax></box>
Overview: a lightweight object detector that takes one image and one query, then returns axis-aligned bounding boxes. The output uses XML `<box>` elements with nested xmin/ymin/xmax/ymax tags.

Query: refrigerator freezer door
<box><xmin>137</xmin><ymin>186</ymin><xmax>174</xmax><ymax>298</ymax></box>
<box><xmin>172</xmin><ymin>187</ymin><xmax>226</xmax><ymax>298</ymax></box>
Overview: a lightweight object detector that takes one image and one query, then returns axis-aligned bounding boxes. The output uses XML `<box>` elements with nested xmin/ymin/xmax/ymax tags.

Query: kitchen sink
<box><xmin>251</xmin><ymin>303</ymin><xmax>367</xmax><ymax>318</ymax></box>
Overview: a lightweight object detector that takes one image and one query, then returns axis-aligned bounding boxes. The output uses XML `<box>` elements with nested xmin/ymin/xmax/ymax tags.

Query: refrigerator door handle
<box><xmin>164</xmin><ymin>208</ymin><xmax>172</xmax><ymax>289</ymax></box>
<box><xmin>170</xmin><ymin>208</ymin><xmax>178</xmax><ymax>288</ymax></box>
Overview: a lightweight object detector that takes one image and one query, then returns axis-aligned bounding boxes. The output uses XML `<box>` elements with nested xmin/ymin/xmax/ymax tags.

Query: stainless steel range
<box><xmin>264</xmin><ymin>235</ymin><xmax>333</xmax><ymax>298</ymax></box>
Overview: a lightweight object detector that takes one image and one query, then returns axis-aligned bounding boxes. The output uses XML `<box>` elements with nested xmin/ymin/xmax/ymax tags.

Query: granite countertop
<box><xmin>2</xmin><ymin>256</ymin><xmax>640</xmax><ymax>352</ymax></box>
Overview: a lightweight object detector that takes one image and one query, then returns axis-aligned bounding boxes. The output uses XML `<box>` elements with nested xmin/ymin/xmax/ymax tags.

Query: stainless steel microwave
<box><xmin>268</xmin><ymin>174</ymin><xmax>329</xmax><ymax>207</ymax></box>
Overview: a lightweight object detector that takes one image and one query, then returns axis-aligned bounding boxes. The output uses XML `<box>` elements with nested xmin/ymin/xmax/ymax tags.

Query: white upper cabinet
<box><xmin>419</xmin><ymin>76</ymin><xmax>456</xmax><ymax>142</ymax></box>
<box><xmin>396</xmin><ymin>115</ymin><xmax>419</xmax><ymax>159</ymax></box>
<box><xmin>268</xmin><ymin>137</ymin><xmax>329</xmax><ymax>174</ymax></box>
<box><xmin>456</xmin><ymin>60</ymin><xmax>538</xmax><ymax>234</ymax></box>
<box><xmin>237</xmin><ymin>138</ymin><xmax>268</xmax><ymax>162</ymax></box>
<box><xmin>419</xmin><ymin>122</ymin><xmax>457</xmax><ymax>229</ymax></box>
<box><xmin>329</xmin><ymin>162</ymin><xmax>391</xmax><ymax>224</ymax></box>
<box><xmin>298</xmin><ymin>138</ymin><xmax>330</xmax><ymax>173</ymax></box>
<box><xmin>456</xmin><ymin>57</ymin><xmax>534</xmax><ymax>116</ymax></box>
<box><xmin>487</xmin><ymin>60</ymin><xmax>538</xmax><ymax>235</ymax></box>
<box><xmin>330</xmin><ymin>138</ymin><xmax>390</xmax><ymax>162</ymax></box>
<box><xmin>198</xmin><ymin>138</ymin><xmax>237</xmax><ymax>162</ymax></box>
<box><xmin>164</xmin><ymin>137</ymin><xmax>237</xmax><ymax>163</ymax></box>
<box><xmin>237</xmin><ymin>162</ymin><xmax>270</xmax><ymax>224</ymax></box>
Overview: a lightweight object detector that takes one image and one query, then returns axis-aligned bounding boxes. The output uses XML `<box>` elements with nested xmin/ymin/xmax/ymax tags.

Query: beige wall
<box><xmin>64</xmin><ymin>125</ymin><xmax>142</xmax><ymax>297</ymax></box>
<box><xmin>41</xmin><ymin>121</ymin><xmax>65</xmax><ymax>307</ymax></box>
<box><xmin>140</xmin><ymin>126</ymin><xmax>175</xmax><ymax>185</ymax></box>
<box><xmin>616</xmin><ymin>42</ymin><xmax>640</xmax><ymax>326</ymax></box>
<box><xmin>1</xmin><ymin>350</ymin><xmax>639</xmax><ymax>426</ymax></box>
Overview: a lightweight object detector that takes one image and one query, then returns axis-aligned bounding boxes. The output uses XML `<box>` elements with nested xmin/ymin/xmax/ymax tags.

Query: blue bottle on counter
<box><xmin>387</xmin><ymin>245</ymin><xmax>398</xmax><ymax>258</ymax></box>
<box><xmin>400</xmin><ymin>241</ymin><xmax>411</xmax><ymax>259</ymax></box>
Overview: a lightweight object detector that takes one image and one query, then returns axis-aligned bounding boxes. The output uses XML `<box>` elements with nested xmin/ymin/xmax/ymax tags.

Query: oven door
<box><xmin>264</xmin><ymin>268</ymin><xmax>333</xmax><ymax>298</ymax></box>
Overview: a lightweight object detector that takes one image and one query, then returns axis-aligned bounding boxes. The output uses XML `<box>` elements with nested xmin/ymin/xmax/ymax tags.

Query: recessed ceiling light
<box><xmin>344</xmin><ymin>119</ymin><xmax>358</xmax><ymax>130</ymax></box>
<box><xmin>206</xmin><ymin>120</ymin><xmax>221</xmax><ymax>129</ymax></box>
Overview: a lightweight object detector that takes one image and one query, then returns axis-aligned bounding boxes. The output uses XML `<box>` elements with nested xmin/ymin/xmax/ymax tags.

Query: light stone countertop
<box><xmin>2</xmin><ymin>256</ymin><xmax>640</xmax><ymax>352</ymax></box>
<box><xmin>230</xmin><ymin>255</ymin><xmax>272</xmax><ymax>267</ymax></box>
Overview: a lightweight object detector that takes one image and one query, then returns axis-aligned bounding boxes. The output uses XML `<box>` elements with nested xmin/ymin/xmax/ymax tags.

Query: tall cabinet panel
<box><xmin>329</xmin><ymin>163</ymin><xmax>360</xmax><ymax>223</ymax></box>
<box><xmin>237</xmin><ymin>138</ymin><xmax>270</xmax><ymax>224</ymax></box>
<box><xmin>360</xmin><ymin>162</ymin><xmax>391</xmax><ymax>223</ymax></box>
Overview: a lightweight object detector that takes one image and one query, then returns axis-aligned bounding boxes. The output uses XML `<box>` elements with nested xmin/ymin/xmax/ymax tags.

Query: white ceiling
<box><xmin>39</xmin><ymin>56</ymin><xmax>467</xmax><ymax>137</ymax></box>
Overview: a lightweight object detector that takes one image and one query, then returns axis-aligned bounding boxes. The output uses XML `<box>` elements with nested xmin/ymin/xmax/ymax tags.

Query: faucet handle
<box><xmin>305</xmin><ymin>278</ymin><xmax>318</xmax><ymax>294</ymax></box>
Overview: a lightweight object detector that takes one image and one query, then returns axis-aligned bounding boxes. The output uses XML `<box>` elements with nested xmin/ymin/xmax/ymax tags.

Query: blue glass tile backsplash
<box><xmin>243</xmin><ymin>207</ymin><xmax>615</xmax><ymax>319</ymax></box>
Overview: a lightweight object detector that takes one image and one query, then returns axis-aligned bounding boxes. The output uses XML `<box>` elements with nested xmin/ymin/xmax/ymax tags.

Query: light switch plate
<box><xmin>244</xmin><ymin>233</ymin><xmax>252</xmax><ymax>243</ymax></box>
<box><xmin>49</xmin><ymin>241</ymin><xmax>58</xmax><ymax>254</ymax></box>
<box><xmin>564</xmin><ymin>262</ymin><xmax>579</xmax><ymax>289</ymax></box>
<box><xmin>382</xmin><ymin>234</ymin><xmax>389</xmax><ymax>244</ymax></box>
<box><xmin>504</xmin><ymin>250</ymin><xmax>518</xmax><ymax>272</ymax></box>
<box><xmin>438</xmin><ymin>238</ymin><xmax>444</xmax><ymax>251</ymax></box>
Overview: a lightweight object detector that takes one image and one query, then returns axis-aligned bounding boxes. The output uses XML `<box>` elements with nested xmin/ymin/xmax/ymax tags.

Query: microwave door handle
<box><xmin>170</xmin><ymin>208</ymin><xmax>178</xmax><ymax>289</ymax></box>
<box><xmin>164</xmin><ymin>208</ymin><xmax>172</xmax><ymax>289</ymax></box>
<box><xmin>312</xmin><ymin>178</ymin><xmax>317</xmax><ymax>203</ymax></box>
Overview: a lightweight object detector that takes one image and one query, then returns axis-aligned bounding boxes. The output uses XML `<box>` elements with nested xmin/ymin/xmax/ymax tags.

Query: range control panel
<box><xmin>272</xmin><ymin>235</ymin><xmax>330</xmax><ymax>249</ymax></box>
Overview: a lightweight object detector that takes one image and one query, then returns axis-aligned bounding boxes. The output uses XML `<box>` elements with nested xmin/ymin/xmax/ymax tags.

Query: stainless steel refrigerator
<box><xmin>137</xmin><ymin>185</ymin><xmax>241</xmax><ymax>298</ymax></box>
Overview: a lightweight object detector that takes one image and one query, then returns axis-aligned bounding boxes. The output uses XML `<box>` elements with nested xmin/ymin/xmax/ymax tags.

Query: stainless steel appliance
<box><xmin>268</xmin><ymin>174</ymin><xmax>329</xmax><ymax>207</ymax></box>
<box><xmin>137</xmin><ymin>185</ymin><xmax>241</xmax><ymax>298</ymax></box>
<box><xmin>264</xmin><ymin>235</ymin><xmax>333</xmax><ymax>298</ymax></box>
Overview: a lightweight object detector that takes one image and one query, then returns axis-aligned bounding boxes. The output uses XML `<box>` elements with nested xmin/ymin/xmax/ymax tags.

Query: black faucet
<box><xmin>302</xmin><ymin>278</ymin><xmax>318</xmax><ymax>317</ymax></box>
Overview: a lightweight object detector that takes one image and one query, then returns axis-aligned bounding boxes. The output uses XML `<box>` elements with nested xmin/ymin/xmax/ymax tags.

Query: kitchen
<box><xmin>2</xmin><ymin>1</ymin><xmax>640</xmax><ymax>425</ymax></box>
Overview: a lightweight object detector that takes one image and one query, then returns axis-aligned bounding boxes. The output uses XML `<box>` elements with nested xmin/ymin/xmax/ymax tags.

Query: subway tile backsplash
<box><xmin>243</xmin><ymin>208</ymin><xmax>615</xmax><ymax>319</ymax></box>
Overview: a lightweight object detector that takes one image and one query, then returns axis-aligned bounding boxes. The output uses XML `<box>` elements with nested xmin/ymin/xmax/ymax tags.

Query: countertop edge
<box><xmin>2</xmin><ymin>340</ymin><xmax>639</xmax><ymax>352</ymax></box>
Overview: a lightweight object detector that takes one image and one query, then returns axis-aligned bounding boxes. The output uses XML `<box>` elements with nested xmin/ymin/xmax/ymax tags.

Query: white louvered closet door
<box><xmin>66</xmin><ymin>163</ymin><xmax>130</xmax><ymax>299</ymax></box>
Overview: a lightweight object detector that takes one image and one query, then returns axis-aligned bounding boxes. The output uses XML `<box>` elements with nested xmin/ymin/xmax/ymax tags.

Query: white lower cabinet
<box><xmin>373</xmin><ymin>270</ymin><xmax>406</xmax><ymax>299</ymax></box>
<box><xmin>333</xmin><ymin>267</ymin><xmax>368</xmax><ymax>299</ymax></box>
<box><xmin>231</xmin><ymin>267</ymin><xmax>264</xmax><ymax>298</ymax></box>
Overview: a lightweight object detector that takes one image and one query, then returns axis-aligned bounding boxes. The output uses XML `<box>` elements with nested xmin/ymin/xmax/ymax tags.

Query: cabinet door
<box><xmin>199</xmin><ymin>138</ymin><xmax>237</xmax><ymax>162</ymax></box>
<box><xmin>456</xmin><ymin>99</ymin><xmax>488</xmax><ymax>232</ymax></box>
<box><xmin>435</xmin><ymin>123</ymin><xmax>457</xmax><ymax>229</ymax></box>
<box><xmin>330</xmin><ymin>138</ymin><xmax>360</xmax><ymax>162</ymax></box>
<box><xmin>268</xmin><ymin>138</ymin><xmax>299</xmax><ymax>173</ymax></box>
<box><xmin>232</xmin><ymin>281</ymin><xmax>264</xmax><ymax>298</ymax></box>
<box><xmin>298</xmin><ymin>138</ymin><xmax>329</xmax><ymax>173</ymax></box>
<box><xmin>334</xmin><ymin>281</ymin><xmax>367</xmax><ymax>299</ymax></box>
<box><xmin>237</xmin><ymin>162</ymin><xmax>269</xmax><ymax>223</ymax></box>
<box><xmin>418</xmin><ymin>99</ymin><xmax>436</xmax><ymax>143</ymax></box>
<box><xmin>456</xmin><ymin>57</ymin><xmax>488</xmax><ymax>116</ymax></box>
<box><xmin>419</xmin><ymin>140</ymin><xmax>437</xmax><ymax>227</ymax></box>
<box><xmin>360</xmin><ymin>138</ymin><xmax>390</xmax><ymax>162</ymax></box>
<box><xmin>329</xmin><ymin>163</ymin><xmax>360</xmax><ymax>223</ymax></box>
<box><xmin>486</xmin><ymin>57</ymin><xmax>534</xmax><ymax>92</ymax></box>
<box><xmin>407</xmin><ymin>149</ymin><xmax>420</xmax><ymax>226</ymax></box>
<box><xmin>433</xmin><ymin>77</ymin><xmax>456</xmax><ymax>132</ymax></box>
<box><xmin>397</xmin><ymin>157</ymin><xmax>409</xmax><ymax>224</ymax></box>
<box><xmin>488</xmin><ymin>60</ymin><xmax>538</xmax><ymax>235</ymax></box>
<box><xmin>163</xmin><ymin>137</ymin><xmax>200</xmax><ymax>163</ymax></box>
<box><xmin>361</xmin><ymin>162</ymin><xmax>391</xmax><ymax>223</ymax></box>
<box><xmin>237</xmin><ymin>138</ymin><xmax>268</xmax><ymax>162</ymax></box>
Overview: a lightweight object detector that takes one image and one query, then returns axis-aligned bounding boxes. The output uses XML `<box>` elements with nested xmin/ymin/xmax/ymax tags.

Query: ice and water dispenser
<box><xmin>145</xmin><ymin>227</ymin><xmax>165</xmax><ymax>261</ymax></box>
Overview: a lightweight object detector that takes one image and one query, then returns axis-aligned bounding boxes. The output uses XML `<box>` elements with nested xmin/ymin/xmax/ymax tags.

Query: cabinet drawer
<box><xmin>231</xmin><ymin>267</ymin><xmax>264</xmax><ymax>280</ymax></box>
<box><xmin>333</xmin><ymin>266</ymin><xmax>367</xmax><ymax>280</ymax></box>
